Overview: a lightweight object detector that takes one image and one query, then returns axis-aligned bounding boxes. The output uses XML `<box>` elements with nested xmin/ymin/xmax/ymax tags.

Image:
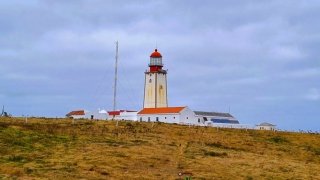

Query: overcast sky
<box><xmin>1</xmin><ymin>0</ymin><xmax>319</xmax><ymax>131</ymax></box>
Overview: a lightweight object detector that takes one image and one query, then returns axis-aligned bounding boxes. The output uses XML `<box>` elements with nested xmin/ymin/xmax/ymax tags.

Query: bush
<box><xmin>205</xmin><ymin>142</ymin><xmax>223</xmax><ymax>148</ymax></box>
<box><xmin>8</xmin><ymin>155</ymin><xmax>26</xmax><ymax>162</ymax></box>
<box><xmin>203</xmin><ymin>150</ymin><xmax>227</xmax><ymax>157</ymax></box>
<box><xmin>269</xmin><ymin>136</ymin><xmax>289</xmax><ymax>144</ymax></box>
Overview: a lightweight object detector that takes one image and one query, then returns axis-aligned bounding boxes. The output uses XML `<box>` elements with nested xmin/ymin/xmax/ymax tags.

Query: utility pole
<box><xmin>113</xmin><ymin>41</ymin><xmax>119</xmax><ymax>126</ymax></box>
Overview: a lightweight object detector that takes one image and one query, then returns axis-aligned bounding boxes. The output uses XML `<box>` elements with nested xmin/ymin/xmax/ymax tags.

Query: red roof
<box><xmin>138</xmin><ymin>107</ymin><xmax>185</xmax><ymax>114</ymax></box>
<box><xmin>108</xmin><ymin>110</ymin><xmax>137</xmax><ymax>116</ymax></box>
<box><xmin>150</xmin><ymin>49</ymin><xmax>162</xmax><ymax>58</ymax></box>
<box><xmin>108</xmin><ymin>111</ymin><xmax>121</xmax><ymax>116</ymax></box>
<box><xmin>66</xmin><ymin>110</ymin><xmax>85</xmax><ymax>116</ymax></box>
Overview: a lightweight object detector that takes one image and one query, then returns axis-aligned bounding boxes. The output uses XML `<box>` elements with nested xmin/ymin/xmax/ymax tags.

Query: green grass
<box><xmin>0</xmin><ymin>117</ymin><xmax>320</xmax><ymax>179</ymax></box>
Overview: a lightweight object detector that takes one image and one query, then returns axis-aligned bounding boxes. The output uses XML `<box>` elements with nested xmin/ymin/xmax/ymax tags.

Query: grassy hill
<box><xmin>0</xmin><ymin>117</ymin><xmax>319</xmax><ymax>179</ymax></box>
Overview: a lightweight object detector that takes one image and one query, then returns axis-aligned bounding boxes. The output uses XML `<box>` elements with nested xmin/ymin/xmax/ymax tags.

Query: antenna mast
<box><xmin>113</xmin><ymin>41</ymin><xmax>119</xmax><ymax>113</ymax></box>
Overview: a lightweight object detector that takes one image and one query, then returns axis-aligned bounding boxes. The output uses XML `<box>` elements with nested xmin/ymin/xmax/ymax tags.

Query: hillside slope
<box><xmin>0</xmin><ymin>117</ymin><xmax>319</xmax><ymax>179</ymax></box>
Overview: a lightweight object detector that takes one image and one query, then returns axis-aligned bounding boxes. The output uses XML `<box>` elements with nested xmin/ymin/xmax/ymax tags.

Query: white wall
<box><xmin>144</xmin><ymin>72</ymin><xmax>167</xmax><ymax>108</ymax></box>
<box><xmin>179</xmin><ymin>107</ymin><xmax>197</xmax><ymax>124</ymax></box>
<box><xmin>144</xmin><ymin>72</ymin><xmax>155</xmax><ymax>108</ymax></box>
<box><xmin>137</xmin><ymin>107</ymin><xmax>198</xmax><ymax>124</ymax></box>
<box><xmin>256</xmin><ymin>126</ymin><xmax>276</xmax><ymax>131</ymax></box>
<box><xmin>110</xmin><ymin>111</ymin><xmax>138</xmax><ymax>121</ymax></box>
<box><xmin>156</xmin><ymin>73</ymin><xmax>167</xmax><ymax>107</ymax></box>
<box><xmin>84</xmin><ymin>110</ymin><xmax>108</xmax><ymax>120</ymax></box>
<box><xmin>138</xmin><ymin>113</ymin><xmax>180</xmax><ymax>124</ymax></box>
<box><xmin>194</xmin><ymin>115</ymin><xmax>206</xmax><ymax>124</ymax></box>
<box><xmin>70</xmin><ymin>115</ymin><xmax>85</xmax><ymax>119</ymax></box>
<box><xmin>195</xmin><ymin>114</ymin><xmax>238</xmax><ymax>124</ymax></box>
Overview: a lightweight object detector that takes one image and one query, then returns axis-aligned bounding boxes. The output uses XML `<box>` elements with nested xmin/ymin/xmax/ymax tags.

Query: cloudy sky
<box><xmin>1</xmin><ymin>0</ymin><xmax>319</xmax><ymax>131</ymax></box>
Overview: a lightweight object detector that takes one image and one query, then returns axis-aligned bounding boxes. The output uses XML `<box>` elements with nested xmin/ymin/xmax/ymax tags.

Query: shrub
<box><xmin>203</xmin><ymin>150</ymin><xmax>227</xmax><ymax>157</ymax></box>
<box><xmin>8</xmin><ymin>155</ymin><xmax>26</xmax><ymax>162</ymax></box>
<box><xmin>205</xmin><ymin>142</ymin><xmax>223</xmax><ymax>148</ymax></box>
<box><xmin>268</xmin><ymin>136</ymin><xmax>289</xmax><ymax>144</ymax></box>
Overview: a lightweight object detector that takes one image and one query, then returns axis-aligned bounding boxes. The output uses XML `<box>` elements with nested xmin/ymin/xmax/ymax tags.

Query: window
<box><xmin>149</xmin><ymin>79</ymin><xmax>152</xmax><ymax>83</ymax></box>
<box><xmin>148</xmin><ymin>117</ymin><xmax>150</xmax><ymax>122</ymax></box>
<box><xmin>156</xmin><ymin>117</ymin><xmax>159</xmax><ymax>122</ymax></box>
<box><xmin>198</xmin><ymin>118</ymin><xmax>200</xmax><ymax>123</ymax></box>
<box><xmin>165</xmin><ymin>117</ymin><xmax>167</xmax><ymax>119</ymax></box>
<box><xmin>140</xmin><ymin>117</ymin><xmax>142</xmax><ymax>122</ymax></box>
<box><xmin>186</xmin><ymin>117</ymin><xmax>188</xmax><ymax>119</ymax></box>
<box><xmin>173</xmin><ymin>117</ymin><xmax>175</xmax><ymax>119</ymax></box>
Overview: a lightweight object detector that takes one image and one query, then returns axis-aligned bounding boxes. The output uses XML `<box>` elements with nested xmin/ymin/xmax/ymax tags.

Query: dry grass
<box><xmin>0</xmin><ymin>117</ymin><xmax>319</xmax><ymax>179</ymax></box>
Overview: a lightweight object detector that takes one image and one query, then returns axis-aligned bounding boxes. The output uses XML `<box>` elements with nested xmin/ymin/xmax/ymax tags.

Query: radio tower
<box><xmin>113</xmin><ymin>41</ymin><xmax>119</xmax><ymax>123</ymax></box>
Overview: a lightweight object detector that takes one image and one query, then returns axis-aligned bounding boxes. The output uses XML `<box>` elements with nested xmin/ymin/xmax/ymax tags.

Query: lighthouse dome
<box><xmin>150</xmin><ymin>49</ymin><xmax>162</xmax><ymax>58</ymax></box>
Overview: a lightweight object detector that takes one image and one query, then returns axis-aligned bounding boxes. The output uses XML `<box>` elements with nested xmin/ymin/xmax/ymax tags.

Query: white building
<box><xmin>66</xmin><ymin>110</ymin><xmax>87</xmax><ymax>119</ymax></box>
<box><xmin>194</xmin><ymin>111</ymin><xmax>239</xmax><ymax>125</ymax></box>
<box><xmin>85</xmin><ymin>109</ymin><xmax>108</xmax><ymax>120</ymax></box>
<box><xmin>143</xmin><ymin>49</ymin><xmax>168</xmax><ymax>108</ymax></box>
<box><xmin>256</xmin><ymin>122</ymin><xmax>276</xmax><ymax>131</ymax></box>
<box><xmin>66</xmin><ymin>109</ymin><xmax>138</xmax><ymax>121</ymax></box>
<box><xmin>137</xmin><ymin>106</ymin><xmax>197</xmax><ymax>124</ymax></box>
<box><xmin>107</xmin><ymin>110</ymin><xmax>138</xmax><ymax>121</ymax></box>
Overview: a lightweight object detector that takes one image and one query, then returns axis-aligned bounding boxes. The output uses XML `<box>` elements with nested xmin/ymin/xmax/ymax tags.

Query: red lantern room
<box><xmin>149</xmin><ymin>49</ymin><xmax>163</xmax><ymax>72</ymax></box>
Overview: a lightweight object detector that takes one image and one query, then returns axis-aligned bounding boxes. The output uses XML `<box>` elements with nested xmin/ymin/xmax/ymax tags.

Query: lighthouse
<box><xmin>143</xmin><ymin>49</ymin><xmax>168</xmax><ymax>108</ymax></box>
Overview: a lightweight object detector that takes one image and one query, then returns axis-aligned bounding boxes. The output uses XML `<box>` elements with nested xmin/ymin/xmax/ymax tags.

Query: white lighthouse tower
<box><xmin>143</xmin><ymin>49</ymin><xmax>168</xmax><ymax>108</ymax></box>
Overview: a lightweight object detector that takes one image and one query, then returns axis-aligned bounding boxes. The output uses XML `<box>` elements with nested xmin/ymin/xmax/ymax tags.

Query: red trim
<box><xmin>150</xmin><ymin>66</ymin><xmax>162</xmax><ymax>72</ymax></box>
<box><xmin>108</xmin><ymin>111</ymin><xmax>120</xmax><ymax>116</ymax></box>
<box><xmin>108</xmin><ymin>110</ymin><xmax>137</xmax><ymax>116</ymax></box>
<box><xmin>138</xmin><ymin>107</ymin><xmax>186</xmax><ymax>114</ymax></box>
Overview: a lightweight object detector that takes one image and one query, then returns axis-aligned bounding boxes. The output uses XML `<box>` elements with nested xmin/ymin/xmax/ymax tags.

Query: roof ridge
<box><xmin>138</xmin><ymin>106</ymin><xmax>186</xmax><ymax>114</ymax></box>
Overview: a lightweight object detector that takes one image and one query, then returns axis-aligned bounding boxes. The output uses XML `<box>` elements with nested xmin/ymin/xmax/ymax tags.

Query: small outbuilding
<box><xmin>256</xmin><ymin>122</ymin><xmax>276</xmax><ymax>131</ymax></box>
<box><xmin>66</xmin><ymin>110</ymin><xmax>86</xmax><ymax>119</ymax></box>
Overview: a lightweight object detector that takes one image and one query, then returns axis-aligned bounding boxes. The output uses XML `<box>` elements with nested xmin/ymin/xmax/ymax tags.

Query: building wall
<box><xmin>195</xmin><ymin>115</ymin><xmax>206</xmax><ymax>124</ymax></box>
<box><xmin>137</xmin><ymin>107</ymin><xmax>196</xmax><ymax>124</ymax></box>
<box><xmin>109</xmin><ymin>112</ymin><xmax>138</xmax><ymax>121</ymax></box>
<box><xmin>179</xmin><ymin>107</ymin><xmax>197</xmax><ymax>124</ymax></box>
<box><xmin>70</xmin><ymin>115</ymin><xmax>85</xmax><ymax>119</ymax></box>
<box><xmin>138</xmin><ymin>113</ymin><xmax>180</xmax><ymax>124</ymax></box>
<box><xmin>144</xmin><ymin>72</ymin><xmax>167</xmax><ymax>108</ymax></box>
<box><xmin>84</xmin><ymin>111</ymin><xmax>108</xmax><ymax>120</ymax></box>
<box><xmin>195</xmin><ymin>115</ymin><xmax>238</xmax><ymax>124</ymax></box>
<box><xmin>256</xmin><ymin>126</ymin><xmax>276</xmax><ymax>131</ymax></box>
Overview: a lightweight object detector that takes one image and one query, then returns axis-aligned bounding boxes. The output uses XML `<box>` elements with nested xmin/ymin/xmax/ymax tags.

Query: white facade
<box><xmin>108</xmin><ymin>111</ymin><xmax>138</xmax><ymax>121</ymax></box>
<box><xmin>66</xmin><ymin>110</ymin><xmax>88</xmax><ymax>119</ymax></box>
<box><xmin>179</xmin><ymin>107</ymin><xmax>198</xmax><ymax>124</ymax></box>
<box><xmin>256</xmin><ymin>122</ymin><xmax>276</xmax><ymax>131</ymax></box>
<box><xmin>69</xmin><ymin>115</ymin><xmax>85</xmax><ymax>119</ymax></box>
<box><xmin>85</xmin><ymin>109</ymin><xmax>108</xmax><ymax>120</ymax></box>
<box><xmin>144</xmin><ymin>72</ymin><xmax>168</xmax><ymax>108</ymax></box>
<box><xmin>138</xmin><ymin>107</ymin><xmax>197</xmax><ymax>124</ymax></box>
<box><xmin>138</xmin><ymin>112</ymin><xmax>179</xmax><ymax>123</ymax></box>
